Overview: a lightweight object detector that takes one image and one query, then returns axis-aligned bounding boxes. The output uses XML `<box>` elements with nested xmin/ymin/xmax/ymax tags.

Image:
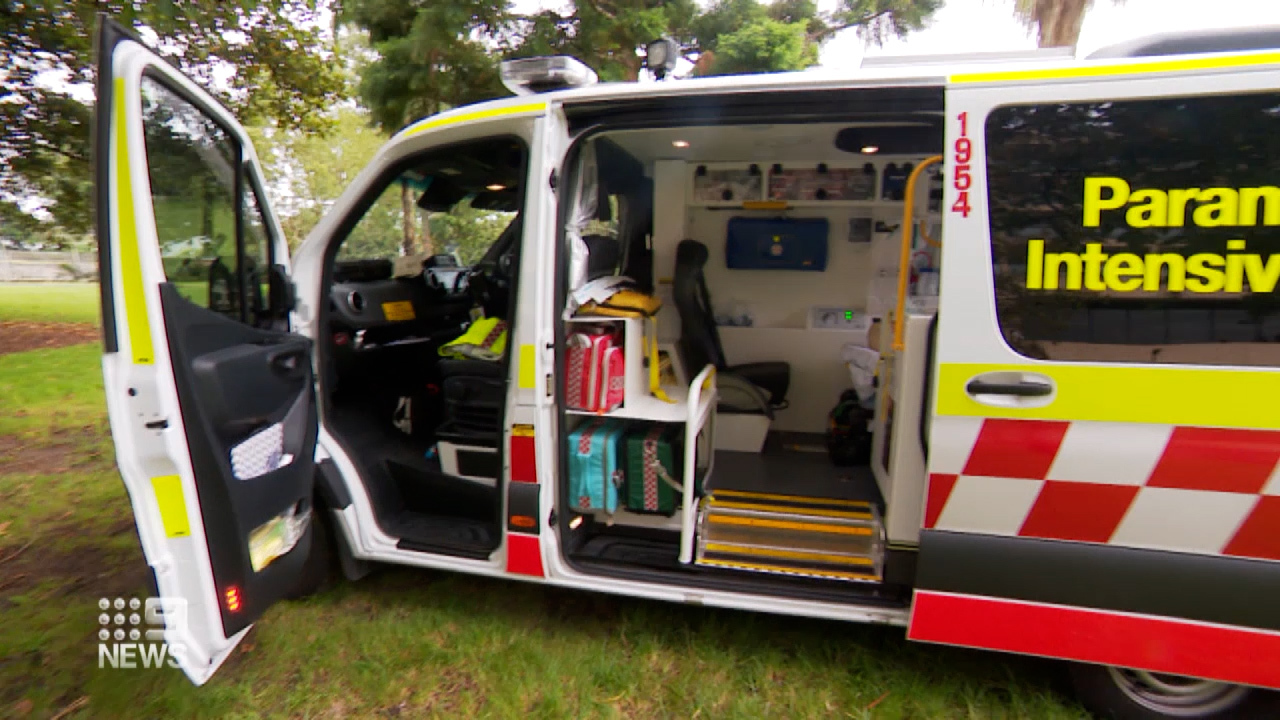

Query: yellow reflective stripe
<box><xmin>518</xmin><ymin>343</ymin><xmax>536</xmax><ymax>389</ymax></box>
<box><xmin>512</xmin><ymin>423</ymin><xmax>535</xmax><ymax>437</ymax></box>
<box><xmin>707</xmin><ymin>514</ymin><xmax>873</xmax><ymax>536</ymax></box>
<box><xmin>937</xmin><ymin>362</ymin><xmax>1280</xmax><ymax>429</ymax></box>
<box><xmin>400</xmin><ymin>101</ymin><xmax>547</xmax><ymax>138</ymax></box>
<box><xmin>151</xmin><ymin>475</ymin><xmax>191</xmax><ymax>538</ymax></box>
<box><xmin>697</xmin><ymin>557</ymin><xmax>879</xmax><ymax>582</ymax></box>
<box><xmin>115</xmin><ymin>77</ymin><xmax>153</xmax><ymax>365</ymax></box>
<box><xmin>703</xmin><ymin>542</ymin><xmax>875</xmax><ymax>567</ymax></box>
<box><xmin>710</xmin><ymin>488</ymin><xmax>872</xmax><ymax>509</ymax></box>
<box><xmin>707</xmin><ymin>498</ymin><xmax>873</xmax><ymax>521</ymax></box>
<box><xmin>951</xmin><ymin>51</ymin><xmax>1280</xmax><ymax>84</ymax></box>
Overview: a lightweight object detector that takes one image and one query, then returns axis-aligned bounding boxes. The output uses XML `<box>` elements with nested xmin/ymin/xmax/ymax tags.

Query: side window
<box><xmin>986</xmin><ymin>91</ymin><xmax>1280</xmax><ymax>366</ymax></box>
<box><xmin>140</xmin><ymin>76</ymin><xmax>275</xmax><ymax>325</ymax></box>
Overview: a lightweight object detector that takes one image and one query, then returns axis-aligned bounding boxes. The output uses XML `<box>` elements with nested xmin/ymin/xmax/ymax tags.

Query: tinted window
<box><xmin>985</xmin><ymin>92</ymin><xmax>1280</xmax><ymax>366</ymax></box>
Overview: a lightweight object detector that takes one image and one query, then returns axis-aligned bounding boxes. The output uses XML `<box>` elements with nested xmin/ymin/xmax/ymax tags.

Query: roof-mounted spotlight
<box><xmin>500</xmin><ymin>56</ymin><xmax>598</xmax><ymax>96</ymax></box>
<box><xmin>645</xmin><ymin>37</ymin><xmax>681</xmax><ymax>80</ymax></box>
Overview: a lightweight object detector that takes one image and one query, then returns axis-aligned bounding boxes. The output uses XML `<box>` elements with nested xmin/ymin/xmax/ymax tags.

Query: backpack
<box><xmin>827</xmin><ymin>389</ymin><xmax>873</xmax><ymax>466</ymax></box>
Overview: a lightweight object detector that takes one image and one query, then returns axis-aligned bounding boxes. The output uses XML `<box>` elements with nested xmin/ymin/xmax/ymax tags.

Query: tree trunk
<box><xmin>400</xmin><ymin>182</ymin><xmax>417</xmax><ymax>256</ymax></box>
<box><xmin>1032</xmin><ymin>0</ymin><xmax>1092</xmax><ymax>48</ymax></box>
<box><xmin>421</xmin><ymin>208</ymin><xmax>435</xmax><ymax>256</ymax></box>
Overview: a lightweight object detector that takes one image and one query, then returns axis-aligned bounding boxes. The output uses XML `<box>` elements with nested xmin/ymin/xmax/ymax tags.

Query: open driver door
<box><xmin>95</xmin><ymin>17</ymin><xmax>318</xmax><ymax>684</ymax></box>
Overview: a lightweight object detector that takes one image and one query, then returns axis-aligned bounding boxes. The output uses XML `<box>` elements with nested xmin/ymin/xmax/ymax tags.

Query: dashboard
<box><xmin>328</xmin><ymin>259</ymin><xmax>474</xmax><ymax>351</ymax></box>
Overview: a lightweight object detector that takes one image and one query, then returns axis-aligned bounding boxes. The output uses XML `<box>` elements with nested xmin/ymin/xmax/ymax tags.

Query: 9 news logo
<box><xmin>97</xmin><ymin>596</ymin><xmax>188</xmax><ymax>669</ymax></box>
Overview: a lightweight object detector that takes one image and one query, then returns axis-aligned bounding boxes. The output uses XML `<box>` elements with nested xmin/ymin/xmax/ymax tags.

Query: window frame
<box><xmin>326</xmin><ymin>134</ymin><xmax>532</xmax><ymax>267</ymax></box>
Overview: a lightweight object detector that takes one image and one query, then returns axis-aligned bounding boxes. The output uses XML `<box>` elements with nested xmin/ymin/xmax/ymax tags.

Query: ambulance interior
<box><xmin>557</xmin><ymin>119</ymin><xmax>946</xmax><ymax>600</ymax></box>
<box><xmin>319</xmin><ymin>137</ymin><xmax>529</xmax><ymax>559</ymax></box>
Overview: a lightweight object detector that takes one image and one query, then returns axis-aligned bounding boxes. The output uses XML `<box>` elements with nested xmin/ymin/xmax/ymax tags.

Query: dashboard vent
<box><xmin>347</xmin><ymin>290</ymin><xmax>365</xmax><ymax>313</ymax></box>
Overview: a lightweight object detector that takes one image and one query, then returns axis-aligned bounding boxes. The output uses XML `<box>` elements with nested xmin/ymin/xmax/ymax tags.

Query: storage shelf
<box><xmin>564</xmin><ymin>312</ymin><xmax>717</xmax><ymax>566</ymax></box>
<box><xmin>565</xmin><ymin>379</ymin><xmax>713</xmax><ymax>423</ymax></box>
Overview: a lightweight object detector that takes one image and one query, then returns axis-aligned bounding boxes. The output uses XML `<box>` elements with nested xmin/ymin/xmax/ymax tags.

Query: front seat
<box><xmin>673</xmin><ymin>239</ymin><xmax>790</xmax><ymax>414</ymax></box>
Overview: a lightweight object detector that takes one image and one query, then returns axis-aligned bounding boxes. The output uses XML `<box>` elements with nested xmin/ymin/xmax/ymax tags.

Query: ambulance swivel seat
<box><xmin>673</xmin><ymin>239</ymin><xmax>790</xmax><ymax>415</ymax></box>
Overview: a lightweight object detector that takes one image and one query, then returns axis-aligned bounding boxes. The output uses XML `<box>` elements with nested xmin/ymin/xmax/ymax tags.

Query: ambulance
<box><xmin>94</xmin><ymin>14</ymin><xmax>1280</xmax><ymax>718</ymax></box>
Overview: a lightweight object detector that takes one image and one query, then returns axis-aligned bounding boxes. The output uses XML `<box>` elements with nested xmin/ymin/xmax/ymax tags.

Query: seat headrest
<box><xmin>582</xmin><ymin>234</ymin><xmax>620</xmax><ymax>280</ymax></box>
<box><xmin>676</xmin><ymin>239</ymin><xmax>709</xmax><ymax>271</ymax></box>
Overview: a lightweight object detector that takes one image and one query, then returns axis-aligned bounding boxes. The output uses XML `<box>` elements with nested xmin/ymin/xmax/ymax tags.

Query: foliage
<box><xmin>0</xmin><ymin>1</ymin><xmax>345</xmax><ymax>239</ymax></box>
<box><xmin>709</xmin><ymin>17</ymin><xmax>817</xmax><ymax>75</ymax></box>
<box><xmin>430</xmin><ymin>203</ymin><xmax>515</xmax><ymax>265</ymax></box>
<box><xmin>342</xmin><ymin>0</ymin><xmax>508</xmax><ymax>131</ymax></box>
<box><xmin>249</xmin><ymin>106</ymin><xmax>389</xmax><ymax>251</ymax></box>
<box><xmin>692</xmin><ymin>0</ymin><xmax>940</xmax><ymax>74</ymax></box>
<box><xmin>344</xmin><ymin>0</ymin><xmax>943</xmax><ymax>134</ymax></box>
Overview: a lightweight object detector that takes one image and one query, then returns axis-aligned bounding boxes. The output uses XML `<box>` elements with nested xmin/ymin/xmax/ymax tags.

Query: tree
<box><xmin>0</xmin><ymin>1</ymin><xmax>346</xmax><ymax>239</ymax></box>
<box><xmin>710</xmin><ymin>18</ymin><xmax>816</xmax><ymax>75</ymax></box>
<box><xmin>690</xmin><ymin>0</ymin><xmax>941</xmax><ymax>75</ymax></box>
<box><xmin>1012</xmin><ymin>0</ymin><xmax>1123</xmax><ymax>48</ymax></box>
<box><xmin>344</xmin><ymin>0</ymin><xmax>944</xmax><ymax>127</ymax></box>
<box><xmin>248</xmin><ymin>107</ymin><xmax>389</xmax><ymax>251</ymax></box>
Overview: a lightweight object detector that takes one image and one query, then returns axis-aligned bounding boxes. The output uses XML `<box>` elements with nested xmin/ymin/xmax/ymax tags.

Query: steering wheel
<box><xmin>457</xmin><ymin>257</ymin><xmax>513</xmax><ymax>315</ymax></box>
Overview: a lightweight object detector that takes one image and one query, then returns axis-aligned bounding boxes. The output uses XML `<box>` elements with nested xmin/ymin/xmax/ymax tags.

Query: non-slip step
<box><xmin>694</xmin><ymin>490</ymin><xmax>885</xmax><ymax>583</ymax></box>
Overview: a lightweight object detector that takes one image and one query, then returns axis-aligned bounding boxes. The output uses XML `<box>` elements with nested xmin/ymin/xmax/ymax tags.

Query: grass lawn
<box><xmin>0</xmin><ymin>287</ymin><xmax>1090</xmax><ymax>718</ymax></box>
<box><xmin>0</xmin><ymin>282</ymin><xmax>102</xmax><ymax>324</ymax></box>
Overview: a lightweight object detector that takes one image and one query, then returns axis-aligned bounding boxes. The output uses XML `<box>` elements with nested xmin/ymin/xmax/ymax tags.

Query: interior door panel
<box><xmin>159</xmin><ymin>283</ymin><xmax>318</xmax><ymax>636</ymax></box>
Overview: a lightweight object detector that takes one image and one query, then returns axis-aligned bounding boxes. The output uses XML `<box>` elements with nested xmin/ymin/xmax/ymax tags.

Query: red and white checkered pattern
<box><xmin>642</xmin><ymin>425</ymin><xmax>663</xmax><ymax>512</ymax></box>
<box><xmin>925</xmin><ymin>416</ymin><xmax>1280</xmax><ymax>562</ymax></box>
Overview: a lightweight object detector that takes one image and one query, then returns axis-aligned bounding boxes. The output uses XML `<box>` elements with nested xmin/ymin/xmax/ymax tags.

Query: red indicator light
<box><xmin>225</xmin><ymin>587</ymin><xmax>241</xmax><ymax>612</ymax></box>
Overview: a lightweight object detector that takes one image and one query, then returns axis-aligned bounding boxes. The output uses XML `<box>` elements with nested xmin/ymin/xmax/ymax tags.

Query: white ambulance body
<box><xmin>95</xmin><ymin>15</ymin><xmax>1280</xmax><ymax>718</ymax></box>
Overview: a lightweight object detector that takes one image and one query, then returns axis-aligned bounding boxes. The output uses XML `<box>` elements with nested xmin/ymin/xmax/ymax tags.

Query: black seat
<box><xmin>581</xmin><ymin>233</ymin><xmax>621</xmax><ymax>280</ymax></box>
<box><xmin>673</xmin><ymin>239</ymin><xmax>790</xmax><ymax>410</ymax></box>
<box><xmin>437</xmin><ymin>357</ymin><xmax>505</xmax><ymax>441</ymax></box>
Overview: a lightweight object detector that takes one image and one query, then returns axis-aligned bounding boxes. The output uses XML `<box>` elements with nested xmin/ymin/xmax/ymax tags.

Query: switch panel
<box><xmin>809</xmin><ymin>305</ymin><xmax>871</xmax><ymax>331</ymax></box>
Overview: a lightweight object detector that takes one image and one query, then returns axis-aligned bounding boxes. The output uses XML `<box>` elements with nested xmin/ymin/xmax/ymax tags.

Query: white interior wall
<box><xmin>647</xmin><ymin>154</ymin><xmax>940</xmax><ymax>434</ymax></box>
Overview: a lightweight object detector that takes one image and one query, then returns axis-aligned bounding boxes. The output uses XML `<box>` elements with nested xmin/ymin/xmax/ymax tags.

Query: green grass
<box><xmin>0</xmin><ymin>282</ymin><xmax>102</xmax><ymax>324</ymax></box>
<box><xmin>0</xmin><ymin>286</ymin><xmax>1091</xmax><ymax>718</ymax></box>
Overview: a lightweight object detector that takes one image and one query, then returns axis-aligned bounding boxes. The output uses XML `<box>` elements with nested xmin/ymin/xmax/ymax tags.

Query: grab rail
<box><xmin>894</xmin><ymin>155</ymin><xmax>943</xmax><ymax>352</ymax></box>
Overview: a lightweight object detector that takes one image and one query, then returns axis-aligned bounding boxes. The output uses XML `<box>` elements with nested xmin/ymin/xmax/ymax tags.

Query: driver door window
<box><xmin>142</xmin><ymin>76</ymin><xmax>274</xmax><ymax>326</ymax></box>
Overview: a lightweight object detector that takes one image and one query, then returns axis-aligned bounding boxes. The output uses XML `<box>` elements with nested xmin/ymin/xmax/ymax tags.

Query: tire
<box><xmin>285</xmin><ymin>503</ymin><xmax>336</xmax><ymax>600</ymax></box>
<box><xmin>1069</xmin><ymin>663</ymin><xmax>1279</xmax><ymax>720</ymax></box>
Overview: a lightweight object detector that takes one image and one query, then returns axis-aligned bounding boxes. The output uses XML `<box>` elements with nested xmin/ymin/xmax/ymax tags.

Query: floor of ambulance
<box><xmin>568</xmin><ymin>433</ymin><xmax>904</xmax><ymax>604</ymax></box>
<box><xmin>326</xmin><ymin>400</ymin><xmax>500</xmax><ymax>559</ymax></box>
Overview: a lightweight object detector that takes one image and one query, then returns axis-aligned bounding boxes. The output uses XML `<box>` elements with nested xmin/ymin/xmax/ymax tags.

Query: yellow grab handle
<box><xmin>894</xmin><ymin>155</ymin><xmax>944</xmax><ymax>352</ymax></box>
<box><xmin>648</xmin><ymin>317</ymin><xmax>674</xmax><ymax>403</ymax></box>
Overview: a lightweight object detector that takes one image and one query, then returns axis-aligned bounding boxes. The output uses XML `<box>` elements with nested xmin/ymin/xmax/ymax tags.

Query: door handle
<box><xmin>267</xmin><ymin>345</ymin><xmax>308</xmax><ymax>377</ymax></box>
<box><xmin>965</xmin><ymin>379</ymin><xmax>1052</xmax><ymax>397</ymax></box>
<box><xmin>964</xmin><ymin>371</ymin><xmax>1056</xmax><ymax>408</ymax></box>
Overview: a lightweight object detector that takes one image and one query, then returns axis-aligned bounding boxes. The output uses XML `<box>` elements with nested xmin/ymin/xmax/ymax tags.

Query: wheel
<box><xmin>285</xmin><ymin>503</ymin><xmax>336</xmax><ymax>600</ymax></box>
<box><xmin>1069</xmin><ymin>663</ymin><xmax>1277</xmax><ymax>719</ymax></box>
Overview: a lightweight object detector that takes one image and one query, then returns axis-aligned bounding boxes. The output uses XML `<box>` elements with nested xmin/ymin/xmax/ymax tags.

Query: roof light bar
<box><xmin>500</xmin><ymin>56</ymin><xmax>598</xmax><ymax>96</ymax></box>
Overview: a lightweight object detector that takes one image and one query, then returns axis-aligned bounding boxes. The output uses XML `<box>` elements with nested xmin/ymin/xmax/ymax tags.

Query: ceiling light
<box><xmin>672</xmin><ymin>140</ymin><xmax>690</xmax><ymax>149</ymax></box>
<box><xmin>485</xmin><ymin>183</ymin><xmax>506</xmax><ymax>191</ymax></box>
<box><xmin>861</xmin><ymin>145</ymin><xmax>879</xmax><ymax>154</ymax></box>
